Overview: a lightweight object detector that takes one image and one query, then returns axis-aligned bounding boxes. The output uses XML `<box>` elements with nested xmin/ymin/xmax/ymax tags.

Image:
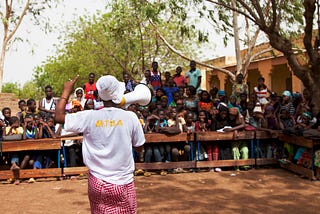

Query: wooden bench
<box><xmin>0</xmin><ymin>138</ymin><xmax>62</xmax><ymax>180</ymax></box>
<box><xmin>278</xmin><ymin>133</ymin><xmax>320</xmax><ymax>180</ymax></box>
<box><xmin>1</xmin><ymin>138</ymin><xmax>61</xmax><ymax>152</ymax></box>
<box><xmin>3</xmin><ymin>132</ymin><xmax>319</xmax><ymax>180</ymax></box>
<box><xmin>255</xmin><ymin>130</ymin><xmax>281</xmax><ymax>166</ymax></box>
<box><xmin>196</xmin><ymin>131</ymin><xmax>256</xmax><ymax>168</ymax></box>
<box><xmin>135</xmin><ymin>133</ymin><xmax>196</xmax><ymax>170</ymax></box>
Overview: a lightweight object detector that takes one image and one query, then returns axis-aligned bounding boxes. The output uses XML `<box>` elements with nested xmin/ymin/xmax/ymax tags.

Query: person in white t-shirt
<box><xmin>55</xmin><ymin>75</ymin><xmax>145</xmax><ymax>214</ymax></box>
<box><xmin>38</xmin><ymin>85</ymin><xmax>56</xmax><ymax>118</ymax></box>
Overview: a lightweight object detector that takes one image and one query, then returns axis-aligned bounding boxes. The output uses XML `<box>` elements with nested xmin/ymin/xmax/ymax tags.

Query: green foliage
<box><xmin>35</xmin><ymin>0</ymin><xmax>203</xmax><ymax>95</ymax></box>
<box><xmin>20</xmin><ymin>81</ymin><xmax>43</xmax><ymax>100</ymax></box>
<box><xmin>2</xmin><ymin>81</ymin><xmax>42</xmax><ymax>100</ymax></box>
<box><xmin>2</xmin><ymin>82</ymin><xmax>20</xmax><ymax>95</ymax></box>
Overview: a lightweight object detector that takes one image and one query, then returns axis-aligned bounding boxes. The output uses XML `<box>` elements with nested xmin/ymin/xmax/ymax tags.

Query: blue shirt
<box><xmin>186</xmin><ymin>68</ymin><xmax>202</xmax><ymax>89</ymax></box>
<box><xmin>163</xmin><ymin>87</ymin><xmax>179</xmax><ymax>106</ymax></box>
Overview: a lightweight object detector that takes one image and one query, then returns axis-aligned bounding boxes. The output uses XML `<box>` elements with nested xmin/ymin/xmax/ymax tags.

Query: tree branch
<box><xmin>243</xmin><ymin>47</ymin><xmax>273</xmax><ymax>76</ymax></box>
<box><xmin>269</xmin><ymin>0</ymin><xmax>277</xmax><ymax>31</ymax></box>
<box><xmin>242</xmin><ymin>27</ymin><xmax>260</xmax><ymax>77</ymax></box>
<box><xmin>303</xmin><ymin>0</ymin><xmax>316</xmax><ymax>60</ymax></box>
<box><xmin>84</xmin><ymin>30</ymin><xmax>129</xmax><ymax>74</ymax></box>
<box><xmin>232</xmin><ymin>0</ymin><xmax>241</xmax><ymax>74</ymax></box>
<box><xmin>149</xmin><ymin>19</ymin><xmax>235</xmax><ymax>80</ymax></box>
<box><xmin>206</xmin><ymin>0</ymin><xmax>259</xmax><ymax>26</ymax></box>
<box><xmin>252</xmin><ymin>0</ymin><xmax>266</xmax><ymax>28</ymax></box>
<box><xmin>5</xmin><ymin>0</ymin><xmax>30</xmax><ymax>44</ymax></box>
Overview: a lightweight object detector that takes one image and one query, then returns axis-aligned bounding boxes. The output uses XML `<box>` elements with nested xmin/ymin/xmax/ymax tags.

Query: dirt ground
<box><xmin>0</xmin><ymin>168</ymin><xmax>320</xmax><ymax>214</ymax></box>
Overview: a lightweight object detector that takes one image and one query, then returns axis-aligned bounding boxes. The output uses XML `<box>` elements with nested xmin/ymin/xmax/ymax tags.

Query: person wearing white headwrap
<box><xmin>73</xmin><ymin>87</ymin><xmax>86</xmax><ymax>108</ymax></box>
<box><xmin>55</xmin><ymin>75</ymin><xmax>145</xmax><ymax>214</ymax></box>
<box><xmin>281</xmin><ymin>90</ymin><xmax>295</xmax><ymax>116</ymax></box>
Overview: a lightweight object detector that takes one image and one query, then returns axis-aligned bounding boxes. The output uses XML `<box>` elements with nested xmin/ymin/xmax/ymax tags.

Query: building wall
<box><xmin>203</xmin><ymin>54</ymin><xmax>304</xmax><ymax>96</ymax></box>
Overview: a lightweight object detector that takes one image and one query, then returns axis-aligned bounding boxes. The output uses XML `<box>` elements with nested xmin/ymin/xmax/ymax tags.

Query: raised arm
<box><xmin>55</xmin><ymin>75</ymin><xmax>79</xmax><ymax>124</ymax></box>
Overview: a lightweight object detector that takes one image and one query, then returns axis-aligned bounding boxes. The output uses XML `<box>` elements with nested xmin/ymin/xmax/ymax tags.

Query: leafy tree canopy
<box><xmin>34</xmin><ymin>0</ymin><xmax>205</xmax><ymax>95</ymax></box>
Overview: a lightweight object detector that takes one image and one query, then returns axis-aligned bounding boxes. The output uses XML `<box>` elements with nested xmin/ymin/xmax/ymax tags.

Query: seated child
<box><xmin>167</xmin><ymin>107</ymin><xmax>189</xmax><ymax>163</ymax></box>
<box><xmin>4</xmin><ymin>116</ymin><xmax>24</xmax><ymax>171</ymax></box>
<box><xmin>21</xmin><ymin>114</ymin><xmax>39</xmax><ymax>183</ymax></box>
<box><xmin>38</xmin><ymin>116</ymin><xmax>57</xmax><ymax>168</ymax></box>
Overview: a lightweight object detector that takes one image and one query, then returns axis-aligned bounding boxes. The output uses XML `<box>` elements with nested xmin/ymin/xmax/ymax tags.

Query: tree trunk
<box><xmin>311</xmin><ymin>79</ymin><xmax>320</xmax><ymax>115</ymax></box>
<box><xmin>0</xmin><ymin>0</ymin><xmax>30</xmax><ymax>92</ymax></box>
<box><xmin>232</xmin><ymin>0</ymin><xmax>241</xmax><ymax>75</ymax></box>
<box><xmin>309</xmin><ymin>62</ymin><xmax>320</xmax><ymax>114</ymax></box>
<box><xmin>0</xmin><ymin>41</ymin><xmax>6</xmax><ymax>93</ymax></box>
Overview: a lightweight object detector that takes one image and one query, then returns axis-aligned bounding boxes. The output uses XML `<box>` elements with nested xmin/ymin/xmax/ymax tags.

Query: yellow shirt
<box><xmin>5</xmin><ymin>126</ymin><xmax>24</xmax><ymax>135</ymax></box>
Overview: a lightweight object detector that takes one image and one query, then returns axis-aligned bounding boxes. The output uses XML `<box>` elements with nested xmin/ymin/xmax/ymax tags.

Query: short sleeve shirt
<box><xmin>185</xmin><ymin>69</ymin><xmax>202</xmax><ymax>88</ymax></box>
<box><xmin>64</xmin><ymin>107</ymin><xmax>145</xmax><ymax>185</ymax></box>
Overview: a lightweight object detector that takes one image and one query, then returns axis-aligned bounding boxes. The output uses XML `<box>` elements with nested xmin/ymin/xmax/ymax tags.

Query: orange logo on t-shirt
<box><xmin>95</xmin><ymin>120</ymin><xmax>123</xmax><ymax>127</ymax></box>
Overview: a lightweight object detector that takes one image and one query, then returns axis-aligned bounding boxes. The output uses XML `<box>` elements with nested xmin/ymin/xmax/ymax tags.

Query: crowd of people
<box><xmin>1</xmin><ymin>60</ymin><xmax>320</xmax><ymax>182</ymax></box>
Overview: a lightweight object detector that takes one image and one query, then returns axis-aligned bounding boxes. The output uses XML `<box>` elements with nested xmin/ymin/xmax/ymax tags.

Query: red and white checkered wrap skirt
<box><xmin>88</xmin><ymin>173</ymin><xmax>137</xmax><ymax>214</ymax></box>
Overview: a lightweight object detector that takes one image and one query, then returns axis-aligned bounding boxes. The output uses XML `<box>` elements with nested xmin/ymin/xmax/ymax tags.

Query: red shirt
<box><xmin>199</xmin><ymin>101</ymin><xmax>213</xmax><ymax>112</ymax></box>
<box><xmin>85</xmin><ymin>82</ymin><xmax>97</xmax><ymax>99</ymax></box>
<box><xmin>150</xmin><ymin>71</ymin><xmax>161</xmax><ymax>89</ymax></box>
<box><xmin>173</xmin><ymin>75</ymin><xmax>186</xmax><ymax>87</ymax></box>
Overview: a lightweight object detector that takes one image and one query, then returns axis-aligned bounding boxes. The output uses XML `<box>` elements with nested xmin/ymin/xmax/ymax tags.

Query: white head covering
<box><xmin>253</xmin><ymin>102</ymin><xmax>263</xmax><ymax>113</ymax></box>
<box><xmin>96</xmin><ymin>75</ymin><xmax>126</xmax><ymax>104</ymax></box>
<box><xmin>74</xmin><ymin>87</ymin><xmax>85</xmax><ymax>99</ymax></box>
<box><xmin>73</xmin><ymin>87</ymin><xmax>86</xmax><ymax>108</ymax></box>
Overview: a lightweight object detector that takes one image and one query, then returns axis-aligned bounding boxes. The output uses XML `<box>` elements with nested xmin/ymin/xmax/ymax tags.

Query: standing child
<box><xmin>38</xmin><ymin>85</ymin><xmax>56</xmax><ymax>118</ymax></box>
<box><xmin>173</xmin><ymin>66</ymin><xmax>187</xmax><ymax>88</ymax></box>
<box><xmin>150</xmin><ymin>61</ymin><xmax>162</xmax><ymax>90</ymax></box>
<box><xmin>254</xmin><ymin>77</ymin><xmax>272</xmax><ymax>110</ymax></box>
<box><xmin>232</xmin><ymin>74</ymin><xmax>248</xmax><ymax>103</ymax></box>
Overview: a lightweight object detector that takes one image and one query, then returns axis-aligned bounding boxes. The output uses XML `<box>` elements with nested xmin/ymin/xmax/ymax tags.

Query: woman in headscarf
<box><xmin>73</xmin><ymin>87</ymin><xmax>86</xmax><ymax>108</ymax></box>
<box><xmin>281</xmin><ymin>90</ymin><xmax>295</xmax><ymax>116</ymax></box>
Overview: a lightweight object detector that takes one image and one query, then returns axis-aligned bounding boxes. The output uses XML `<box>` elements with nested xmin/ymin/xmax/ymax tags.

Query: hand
<box><xmin>63</xmin><ymin>75</ymin><xmax>80</xmax><ymax>97</ymax></box>
<box><xmin>223</xmin><ymin>128</ymin><xmax>233</xmax><ymax>132</ymax></box>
